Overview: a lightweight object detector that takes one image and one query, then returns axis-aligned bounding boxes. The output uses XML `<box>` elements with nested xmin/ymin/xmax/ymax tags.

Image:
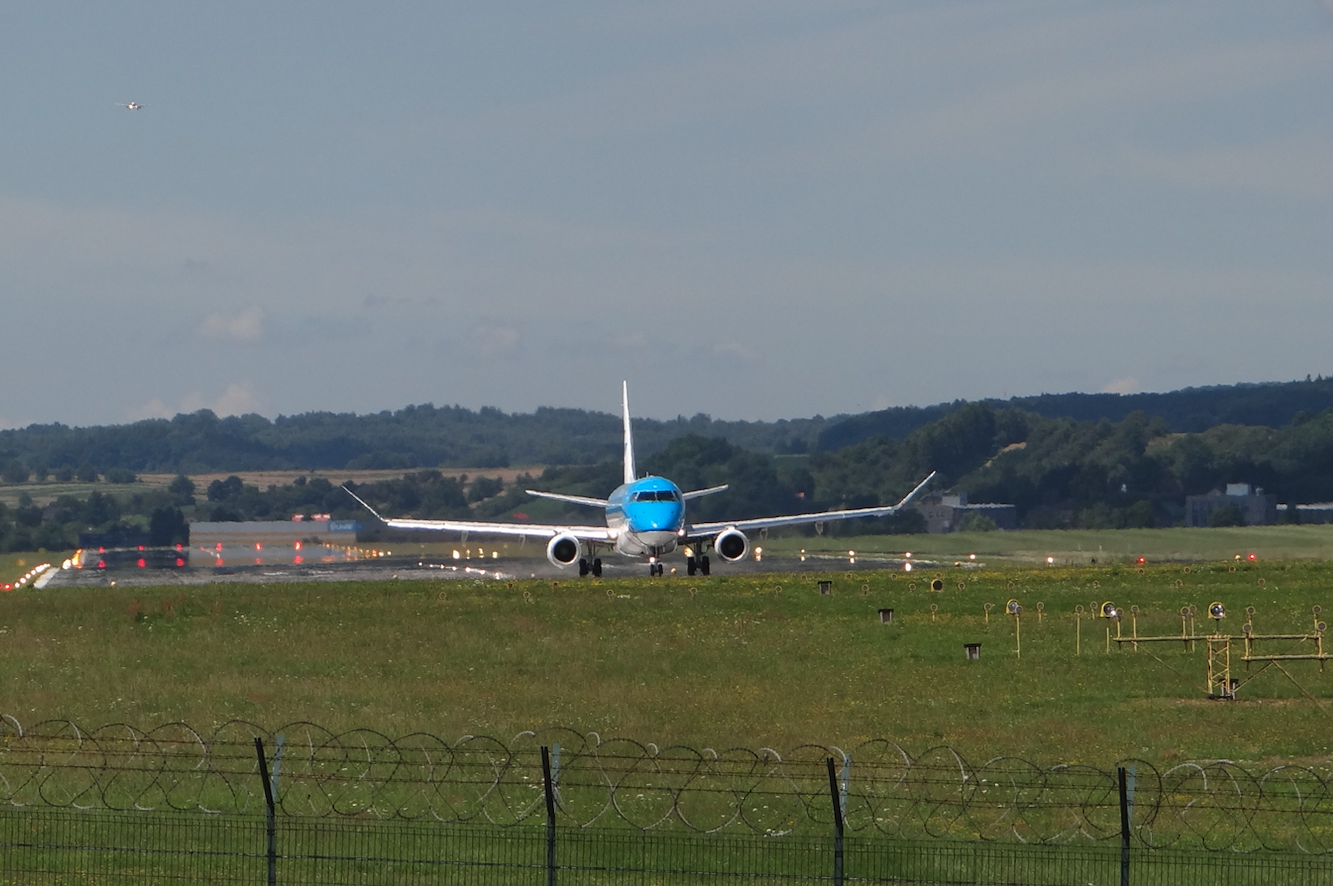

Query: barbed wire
<box><xmin>3</xmin><ymin>715</ymin><xmax>1333</xmax><ymax>852</ymax></box>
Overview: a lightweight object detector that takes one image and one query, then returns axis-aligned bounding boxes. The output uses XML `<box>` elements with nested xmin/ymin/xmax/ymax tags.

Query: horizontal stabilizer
<box><xmin>682</xmin><ymin>484</ymin><xmax>728</xmax><ymax>500</ymax></box>
<box><xmin>526</xmin><ymin>489</ymin><xmax>610</xmax><ymax>508</ymax></box>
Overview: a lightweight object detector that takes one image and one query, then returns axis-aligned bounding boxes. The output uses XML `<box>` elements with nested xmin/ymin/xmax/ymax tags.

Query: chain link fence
<box><xmin>5</xmin><ymin>717</ymin><xmax>1333</xmax><ymax>883</ymax></box>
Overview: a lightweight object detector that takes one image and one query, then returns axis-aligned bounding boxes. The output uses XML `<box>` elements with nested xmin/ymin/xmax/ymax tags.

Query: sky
<box><xmin>3</xmin><ymin>1</ymin><xmax>1332</xmax><ymax>428</ymax></box>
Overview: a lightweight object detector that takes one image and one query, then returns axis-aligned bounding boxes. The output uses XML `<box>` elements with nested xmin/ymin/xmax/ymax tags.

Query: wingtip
<box><xmin>341</xmin><ymin>483</ymin><xmax>383</xmax><ymax>520</ymax></box>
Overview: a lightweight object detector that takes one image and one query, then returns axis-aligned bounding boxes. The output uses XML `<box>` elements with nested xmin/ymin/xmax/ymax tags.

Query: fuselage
<box><xmin>606</xmin><ymin>475</ymin><xmax>686</xmax><ymax>558</ymax></box>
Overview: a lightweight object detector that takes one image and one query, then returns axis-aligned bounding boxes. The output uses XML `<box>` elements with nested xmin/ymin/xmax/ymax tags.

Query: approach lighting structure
<box><xmin>1100</xmin><ymin>601</ymin><xmax>1120</xmax><ymax>619</ymax></box>
<box><xmin>1209</xmin><ymin>602</ymin><xmax>1226</xmax><ymax>620</ymax></box>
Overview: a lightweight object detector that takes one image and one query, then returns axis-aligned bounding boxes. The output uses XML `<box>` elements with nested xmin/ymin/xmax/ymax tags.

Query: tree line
<box><xmin>3</xmin><ymin>377</ymin><xmax>1332</xmax><ymax>480</ymax></box>
<box><xmin>6</xmin><ymin>385</ymin><xmax>1333</xmax><ymax>553</ymax></box>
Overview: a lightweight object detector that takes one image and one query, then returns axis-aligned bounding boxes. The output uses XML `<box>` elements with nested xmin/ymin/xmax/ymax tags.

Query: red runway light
<box><xmin>1136</xmin><ymin>557</ymin><xmax>1146</xmax><ymax>564</ymax></box>
<box><xmin>1248</xmin><ymin>553</ymin><xmax>1257</xmax><ymax>561</ymax></box>
<box><xmin>175</xmin><ymin>558</ymin><xmax>185</xmax><ymax>567</ymax></box>
<box><xmin>137</xmin><ymin>559</ymin><xmax>145</xmax><ymax>568</ymax></box>
<box><xmin>97</xmin><ymin>561</ymin><xmax>106</xmax><ymax>569</ymax></box>
<box><xmin>294</xmin><ymin>555</ymin><xmax>304</xmax><ymax>564</ymax></box>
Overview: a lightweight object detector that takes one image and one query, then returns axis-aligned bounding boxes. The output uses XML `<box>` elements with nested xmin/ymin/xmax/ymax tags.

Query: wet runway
<box><xmin>38</xmin><ymin>551</ymin><xmax>926</xmax><ymax>588</ymax></box>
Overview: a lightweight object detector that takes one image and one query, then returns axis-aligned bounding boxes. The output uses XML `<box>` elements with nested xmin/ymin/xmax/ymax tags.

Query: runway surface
<box><xmin>38</xmin><ymin>553</ymin><xmax>925</xmax><ymax>588</ymax></box>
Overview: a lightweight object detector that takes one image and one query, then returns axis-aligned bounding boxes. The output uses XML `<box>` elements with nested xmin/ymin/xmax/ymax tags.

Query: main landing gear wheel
<box><xmin>578</xmin><ymin>558</ymin><xmax>590</xmax><ymax>577</ymax></box>
<box><xmin>592</xmin><ymin>558</ymin><xmax>602</xmax><ymax>577</ymax></box>
<box><xmin>700</xmin><ymin>556</ymin><xmax>710</xmax><ymax>576</ymax></box>
<box><xmin>687</xmin><ymin>556</ymin><xmax>696</xmax><ymax>576</ymax></box>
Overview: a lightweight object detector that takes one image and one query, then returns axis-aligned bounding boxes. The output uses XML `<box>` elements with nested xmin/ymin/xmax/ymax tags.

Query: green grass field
<box><xmin>6</xmin><ymin>557</ymin><xmax>1333</xmax><ymax>767</ymax></box>
<box><xmin>765</xmin><ymin>522</ymin><xmax>1333</xmax><ymax>565</ymax></box>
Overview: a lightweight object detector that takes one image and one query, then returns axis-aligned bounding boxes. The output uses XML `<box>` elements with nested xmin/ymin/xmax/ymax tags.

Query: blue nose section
<box><xmin>626</xmin><ymin>501</ymin><xmax>683</xmax><ymax>533</ymax></box>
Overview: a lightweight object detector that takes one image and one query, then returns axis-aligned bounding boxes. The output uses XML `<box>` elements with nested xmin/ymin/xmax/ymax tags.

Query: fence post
<box><xmin>255</xmin><ymin>736</ymin><xmax>276</xmax><ymax>886</ymax></box>
<box><xmin>542</xmin><ymin>745</ymin><xmax>557</xmax><ymax>886</ymax></box>
<box><xmin>1118</xmin><ymin>766</ymin><xmax>1130</xmax><ymax>886</ymax></box>
<box><xmin>826</xmin><ymin>757</ymin><xmax>844</xmax><ymax>886</ymax></box>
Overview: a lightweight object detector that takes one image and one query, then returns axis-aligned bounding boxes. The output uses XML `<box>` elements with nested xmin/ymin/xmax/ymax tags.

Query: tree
<box><xmin>168</xmin><ymin>474</ymin><xmax>197</xmax><ymax>505</ymax></box>
<box><xmin>149</xmin><ymin>506</ymin><xmax>189</xmax><ymax>546</ymax></box>
<box><xmin>956</xmin><ymin>512</ymin><xmax>999</xmax><ymax>532</ymax></box>
<box><xmin>207</xmin><ymin>476</ymin><xmax>245</xmax><ymax>501</ymax></box>
<box><xmin>468</xmin><ymin>476</ymin><xmax>504</xmax><ymax>502</ymax></box>
<box><xmin>76</xmin><ymin>463</ymin><xmax>98</xmax><ymax>482</ymax></box>
<box><xmin>1208</xmin><ymin>504</ymin><xmax>1244</xmax><ymax>528</ymax></box>
<box><xmin>2</xmin><ymin>459</ymin><xmax>29</xmax><ymax>484</ymax></box>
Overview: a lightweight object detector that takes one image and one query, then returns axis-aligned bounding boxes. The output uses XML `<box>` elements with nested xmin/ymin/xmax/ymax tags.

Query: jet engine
<box><xmin>714</xmin><ymin>528</ymin><xmax>750</xmax><ymax>562</ymax></box>
<box><xmin>546</xmin><ymin>533</ymin><xmax>583</xmax><ymax>568</ymax></box>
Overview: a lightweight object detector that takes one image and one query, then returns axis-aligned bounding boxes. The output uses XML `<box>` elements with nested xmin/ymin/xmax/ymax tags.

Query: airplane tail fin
<box><xmin>622</xmin><ymin>381</ymin><xmax>636</xmax><ymax>484</ymax></box>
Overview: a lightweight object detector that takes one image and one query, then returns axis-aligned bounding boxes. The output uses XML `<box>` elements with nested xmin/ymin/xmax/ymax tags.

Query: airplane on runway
<box><xmin>116</xmin><ymin>102</ymin><xmax>145</xmax><ymax>110</ymax></box>
<box><xmin>345</xmin><ymin>383</ymin><xmax>934</xmax><ymax>577</ymax></box>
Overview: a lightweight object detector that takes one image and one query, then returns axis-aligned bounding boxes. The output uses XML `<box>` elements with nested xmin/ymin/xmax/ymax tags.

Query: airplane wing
<box><xmin>686</xmin><ymin>471</ymin><xmax>936</xmax><ymax>536</ymax></box>
<box><xmin>379</xmin><ymin>515</ymin><xmax>614</xmax><ymax>541</ymax></box>
<box><xmin>343</xmin><ymin>486</ymin><xmax>614</xmax><ymax>541</ymax></box>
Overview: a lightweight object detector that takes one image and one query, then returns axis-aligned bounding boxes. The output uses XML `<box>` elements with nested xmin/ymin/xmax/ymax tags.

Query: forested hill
<box><xmin>816</xmin><ymin>376</ymin><xmax>1333</xmax><ymax>451</ymax></box>
<box><xmin>0</xmin><ymin>405</ymin><xmax>830</xmax><ymax>475</ymax></box>
<box><xmin>2</xmin><ymin>375</ymin><xmax>1331</xmax><ymax>476</ymax></box>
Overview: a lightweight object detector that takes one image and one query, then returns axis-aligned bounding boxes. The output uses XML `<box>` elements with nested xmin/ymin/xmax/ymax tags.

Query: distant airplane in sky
<box><xmin>346</xmin><ymin>382</ymin><xmax>934</xmax><ymax>576</ymax></box>
<box><xmin>116</xmin><ymin>101</ymin><xmax>144</xmax><ymax>110</ymax></box>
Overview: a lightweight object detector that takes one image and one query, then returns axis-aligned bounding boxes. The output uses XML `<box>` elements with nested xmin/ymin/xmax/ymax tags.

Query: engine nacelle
<box><xmin>714</xmin><ymin>528</ymin><xmax>750</xmax><ymax>562</ymax></box>
<box><xmin>546</xmin><ymin>533</ymin><xmax>583</xmax><ymax>568</ymax></box>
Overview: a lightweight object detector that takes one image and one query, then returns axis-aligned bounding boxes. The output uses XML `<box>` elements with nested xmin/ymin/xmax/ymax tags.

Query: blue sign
<box><xmin>328</xmin><ymin>520</ymin><xmax>362</xmax><ymax>533</ymax></box>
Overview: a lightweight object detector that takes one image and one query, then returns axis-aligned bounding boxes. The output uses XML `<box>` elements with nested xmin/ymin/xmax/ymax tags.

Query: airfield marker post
<box><xmin>826</xmin><ymin>756</ymin><xmax>844</xmax><ymax>886</ymax></box>
<box><xmin>542</xmin><ymin>745</ymin><xmax>557</xmax><ymax>886</ymax></box>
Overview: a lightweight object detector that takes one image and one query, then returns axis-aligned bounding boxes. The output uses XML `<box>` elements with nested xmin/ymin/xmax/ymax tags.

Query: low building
<box><xmin>1277</xmin><ymin>503</ymin><xmax>1333</xmax><ymax>524</ymax></box>
<box><xmin>914</xmin><ymin>492</ymin><xmax>1018</xmax><ymax>534</ymax></box>
<box><xmin>189</xmin><ymin>519</ymin><xmax>362</xmax><ymax>546</ymax></box>
<box><xmin>1185</xmin><ymin>484</ymin><xmax>1277</xmax><ymax>527</ymax></box>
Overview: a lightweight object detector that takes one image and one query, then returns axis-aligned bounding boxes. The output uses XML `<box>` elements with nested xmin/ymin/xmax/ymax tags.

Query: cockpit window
<box><xmin>632</xmin><ymin>490</ymin><xmax>681</xmax><ymax>502</ymax></box>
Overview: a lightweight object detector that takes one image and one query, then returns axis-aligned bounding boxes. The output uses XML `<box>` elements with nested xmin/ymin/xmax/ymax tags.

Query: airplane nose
<box><xmin>632</xmin><ymin>505</ymin><xmax>682</xmax><ymax>532</ymax></box>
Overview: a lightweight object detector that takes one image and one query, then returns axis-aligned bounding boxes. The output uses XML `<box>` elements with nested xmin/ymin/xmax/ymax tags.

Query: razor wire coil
<box><xmin>3</xmin><ymin>716</ymin><xmax>1333</xmax><ymax>852</ymax></box>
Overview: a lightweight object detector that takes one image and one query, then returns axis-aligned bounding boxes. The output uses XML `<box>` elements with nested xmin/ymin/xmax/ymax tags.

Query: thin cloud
<box><xmin>124</xmin><ymin>398</ymin><xmax>173</xmax><ymax>422</ymax></box>
<box><xmin>1106</xmin><ymin>138</ymin><xmax>1333</xmax><ymax>200</ymax></box>
<box><xmin>474</xmin><ymin>325</ymin><xmax>520</xmax><ymax>356</ymax></box>
<box><xmin>1101</xmin><ymin>378</ymin><xmax>1141</xmax><ymax>395</ymax></box>
<box><xmin>713</xmin><ymin>341</ymin><xmax>758</xmax><ymax>362</ymax></box>
<box><xmin>128</xmin><ymin>383</ymin><xmax>261</xmax><ymax>421</ymax></box>
<box><xmin>200</xmin><ymin>307</ymin><xmax>264</xmax><ymax>342</ymax></box>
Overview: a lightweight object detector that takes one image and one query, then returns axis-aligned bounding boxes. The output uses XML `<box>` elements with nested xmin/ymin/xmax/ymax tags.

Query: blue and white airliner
<box><xmin>346</xmin><ymin>383</ymin><xmax>934</xmax><ymax>577</ymax></box>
